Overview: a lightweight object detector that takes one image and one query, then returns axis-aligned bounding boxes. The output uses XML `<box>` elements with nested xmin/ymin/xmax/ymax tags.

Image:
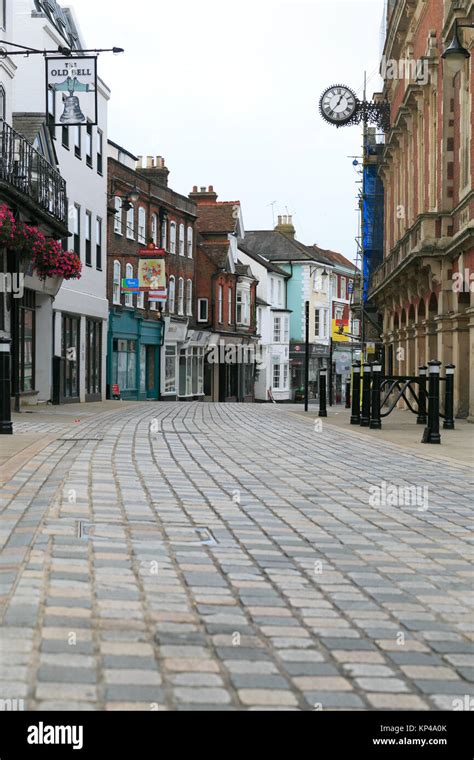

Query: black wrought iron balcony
<box><xmin>0</xmin><ymin>119</ymin><xmax>68</xmax><ymax>232</ymax></box>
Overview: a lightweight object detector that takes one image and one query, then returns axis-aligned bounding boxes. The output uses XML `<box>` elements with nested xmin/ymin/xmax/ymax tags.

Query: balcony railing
<box><xmin>0</xmin><ymin>120</ymin><xmax>67</xmax><ymax>227</ymax></box>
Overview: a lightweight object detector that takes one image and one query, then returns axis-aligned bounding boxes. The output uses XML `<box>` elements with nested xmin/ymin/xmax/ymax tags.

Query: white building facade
<box><xmin>238</xmin><ymin>245</ymin><xmax>291</xmax><ymax>402</ymax></box>
<box><xmin>13</xmin><ymin>0</ymin><xmax>110</xmax><ymax>403</ymax></box>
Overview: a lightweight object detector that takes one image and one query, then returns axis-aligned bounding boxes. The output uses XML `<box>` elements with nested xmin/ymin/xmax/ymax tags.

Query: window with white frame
<box><xmin>315</xmin><ymin>307</ymin><xmax>329</xmax><ymax>339</ymax></box>
<box><xmin>186</xmin><ymin>279</ymin><xmax>193</xmax><ymax>316</ymax></box>
<box><xmin>178</xmin><ymin>277</ymin><xmax>184</xmax><ymax>315</ymax></box>
<box><xmin>161</xmin><ymin>218</ymin><xmax>167</xmax><ymax>250</ymax></box>
<box><xmin>126</xmin><ymin>204</ymin><xmax>135</xmax><ymax>239</ymax></box>
<box><xmin>273</xmin><ymin>317</ymin><xmax>281</xmax><ymax>343</ymax></box>
<box><xmin>340</xmin><ymin>277</ymin><xmax>347</xmax><ymax>299</ymax></box>
<box><xmin>168</xmin><ymin>276</ymin><xmax>176</xmax><ymax>313</ymax></box>
<box><xmin>283</xmin><ymin>316</ymin><xmax>289</xmax><ymax>343</ymax></box>
<box><xmin>283</xmin><ymin>363</ymin><xmax>289</xmax><ymax>389</ymax></box>
<box><xmin>179</xmin><ymin>224</ymin><xmax>185</xmax><ymax>256</ymax></box>
<box><xmin>237</xmin><ymin>287</ymin><xmax>250</xmax><ymax>326</ymax></box>
<box><xmin>138</xmin><ymin>207</ymin><xmax>147</xmax><ymax>244</ymax></box>
<box><xmin>335</xmin><ymin>305</ymin><xmax>344</xmax><ymax>321</ymax></box>
<box><xmin>272</xmin><ymin>357</ymin><xmax>281</xmax><ymax>389</ymax></box>
<box><xmin>165</xmin><ymin>345</ymin><xmax>177</xmax><ymax>394</ymax></box>
<box><xmin>114</xmin><ymin>197</ymin><xmax>122</xmax><ymax>235</ymax></box>
<box><xmin>169</xmin><ymin>222</ymin><xmax>176</xmax><ymax>253</ymax></box>
<box><xmin>277</xmin><ymin>279</ymin><xmax>282</xmax><ymax>305</ymax></box>
<box><xmin>125</xmin><ymin>264</ymin><xmax>134</xmax><ymax>307</ymax></box>
<box><xmin>113</xmin><ymin>260</ymin><xmax>121</xmax><ymax>305</ymax></box>
<box><xmin>137</xmin><ymin>290</ymin><xmax>144</xmax><ymax>309</ymax></box>
<box><xmin>228</xmin><ymin>287</ymin><xmax>232</xmax><ymax>324</ymax></box>
<box><xmin>151</xmin><ymin>214</ymin><xmax>158</xmax><ymax>245</ymax></box>
<box><xmin>187</xmin><ymin>226</ymin><xmax>193</xmax><ymax>258</ymax></box>
<box><xmin>198</xmin><ymin>298</ymin><xmax>209</xmax><ymax>322</ymax></box>
<box><xmin>218</xmin><ymin>285</ymin><xmax>223</xmax><ymax>324</ymax></box>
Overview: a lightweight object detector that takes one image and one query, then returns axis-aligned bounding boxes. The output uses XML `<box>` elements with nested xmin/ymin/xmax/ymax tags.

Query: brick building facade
<box><xmin>369</xmin><ymin>0</ymin><xmax>474</xmax><ymax>419</ymax></box>
<box><xmin>107</xmin><ymin>143</ymin><xmax>202</xmax><ymax>400</ymax></box>
<box><xmin>190</xmin><ymin>187</ymin><xmax>258</xmax><ymax>402</ymax></box>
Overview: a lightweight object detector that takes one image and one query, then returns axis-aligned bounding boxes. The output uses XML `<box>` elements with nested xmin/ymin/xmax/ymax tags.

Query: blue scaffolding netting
<box><xmin>363</xmin><ymin>162</ymin><xmax>384</xmax><ymax>303</ymax></box>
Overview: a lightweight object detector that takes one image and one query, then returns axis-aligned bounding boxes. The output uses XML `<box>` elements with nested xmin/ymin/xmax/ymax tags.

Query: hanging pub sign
<box><xmin>138</xmin><ymin>259</ymin><xmax>166</xmax><ymax>291</ymax></box>
<box><xmin>138</xmin><ymin>244</ymin><xmax>166</xmax><ymax>258</ymax></box>
<box><xmin>46</xmin><ymin>56</ymin><xmax>98</xmax><ymax>127</ymax></box>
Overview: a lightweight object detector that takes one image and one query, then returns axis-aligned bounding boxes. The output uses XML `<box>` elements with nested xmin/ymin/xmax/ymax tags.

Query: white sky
<box><xmin>75</xmin><ymin>0</ymin><xmax>385</xmax><ymax>262</ymax></box>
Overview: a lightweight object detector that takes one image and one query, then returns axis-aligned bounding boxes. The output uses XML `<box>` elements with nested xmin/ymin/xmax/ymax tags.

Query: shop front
<box><xmin>290</xmin><ymin>342</ymin><xmax>330</xmax><ymax>402</ymax></box>
<box><xmin>108</xmin><ymin>310</ymin><xmax>163</xmax><ymax>401</ymax></box>
<box><xmin>206</xmin><ymin>335</ymin><xmax>257</xmax><ymax>403</ymax></box>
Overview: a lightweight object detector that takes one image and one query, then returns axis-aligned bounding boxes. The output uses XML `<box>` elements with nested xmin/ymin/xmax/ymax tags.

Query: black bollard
<box><xmin>350</xmin><ymin>362</ymin><xmax>361</xmax><ymax>425</ymax></box>
<box><xmin>319</xmin><ymin>367</ymin><xmax>328</xmax><ymax>418</ymax></box>
<box><xmin>422</xmin><ymin>360</ymin><xmax>442</xmax><ymax>444</ymax></box>
<box><xmin>443</xmin><ymin>364</ymin><xmax>455</xmax><ymax>430</ymax></box>
<box><xmin>417</xmin><ymin>366</ymin><xmax>428</xmax><ymax>425</ymax></box>
<box><xmin>360</xmin><ymin>363</ymin><xmax>372</xmax><ymax>428</ymax></box>
<box><xmin>345</xmin><ymin>379</ymin><xmax>351</xmax><ymax>409</ymax></box>
<box><xmin>0</xmin><ymin>337</ymin><xmax>13</xmax><ymax>435</ymax></box>
<box><xmin>369</xmin><ymin>361</ymin><xmax>382</xmax><ymax>429</ymax></box>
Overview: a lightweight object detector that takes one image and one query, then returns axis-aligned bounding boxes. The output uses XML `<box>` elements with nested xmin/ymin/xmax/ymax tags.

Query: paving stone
<box><xmin>237</xmin><ymin>689</ymin><xmax>298</xmax><ymax>707</ymax></box>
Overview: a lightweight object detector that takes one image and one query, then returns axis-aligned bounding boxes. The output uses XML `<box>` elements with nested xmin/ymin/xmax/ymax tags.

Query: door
<box><xmin>146</xmin><ymin>345</ymin><xmax>158</xmax><ymax>399</ymax></box>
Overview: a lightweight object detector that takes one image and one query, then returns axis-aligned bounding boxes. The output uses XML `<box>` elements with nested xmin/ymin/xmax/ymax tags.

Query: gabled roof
<box><xmin>236</xmin><ymin>261</ymin><xmax>257</xmax><ymax>281</ymax></box>
<box><xmin>243</xmin><ymin>231</ymin><xmax>332</xmax><ymax>265</ymax></box>
<box><xmin>308</xmin><ymin>245</ymin><xmax>359</xmax><ymax>272</ymax></box>
<box><xmin>199</xmin><ymin>241</ymin><xmax>233</xmax><ymax>270</ymax></box>
<box><xmin>238</xmin><ymin>241</ymin><xmax>291</xmax><ymax>278</ymax></box>
<box><xmin>196</xmin><ymin>202</ymin><xmax>240</xmax><ymax>234</ymax></box>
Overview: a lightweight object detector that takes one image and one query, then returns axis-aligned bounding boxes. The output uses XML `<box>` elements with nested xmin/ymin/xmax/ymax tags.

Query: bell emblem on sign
<box><xmin>60</xmin><ymin>95</ymin><xmax>85</xmax><ymax>124</ymax></box>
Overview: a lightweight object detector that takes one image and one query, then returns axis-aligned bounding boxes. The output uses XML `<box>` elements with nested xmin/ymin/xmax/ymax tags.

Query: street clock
<box><xmin>319</xmin><ymin>85</ymin><xmax>357</xmax><ymax>127</ymax></box>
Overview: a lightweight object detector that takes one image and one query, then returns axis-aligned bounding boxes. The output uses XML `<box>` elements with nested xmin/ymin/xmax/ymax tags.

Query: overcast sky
<box><xmin>76</xmin><ymin>0</ymin><xmax>385</xmax><ymax>262</ymax></box>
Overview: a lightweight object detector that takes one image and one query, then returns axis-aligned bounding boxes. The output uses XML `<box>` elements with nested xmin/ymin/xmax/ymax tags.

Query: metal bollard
<box><xmin>350</xmin><ymin>362</ymin><xmax>361</xmax><ymax>425</ymax></box>
<box><xmin>417</xmin><ymin>366</ymin><xmax>428</xmax><ymax>425</ymax></box>
<box><xmin>319</xmin><ymin>367</ymin><xmax>328</xmax><ymax>418</ymax></box>
<box><xmin>422</xmin><ymin>360</ymin><xmax>442</xmax><ymax>444</ymax></box>
<box><xmin>443</xmin><ymin>364</ymin><xmax>455</xmax><ymax>430</ymax></box>
<box><xmin>345</xmin><ymin>379</ymin><xmax>351</xmax><ymax>409</ymax></box>
<box><xmin>369</xmin><ymin>361</ymin><xmax>382</xmax><ymax>429</ymax></box>
<box><xmin>360</xmin><ymin>363</ymin><xmax>372</xmax><ymax>428</ymax></box>
<box><xmin>0</xmin><ymin>337</ymin><xmax>13</xmax><ymax>435</ymax></box>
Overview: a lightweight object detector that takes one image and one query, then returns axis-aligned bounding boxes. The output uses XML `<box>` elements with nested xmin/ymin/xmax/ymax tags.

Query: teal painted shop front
<box><xmin>107</xmin><ymin>310</ymin><xmax>164</xmax><ymax>401</ymax></box>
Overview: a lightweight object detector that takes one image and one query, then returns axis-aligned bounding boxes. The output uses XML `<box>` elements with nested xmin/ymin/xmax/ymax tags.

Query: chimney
<box><xmin>137</xmin><ymin>155</ymin><xmax>170</xmax><ymax>187</ymax></box>
<box><xmin>275</xmin><ymin>214</ymin><xmax>296</xmax><ymax>238</ymax></box>
<box><xmin>189</xmin><ymin>185</ymin><xmax>219</xmax><ymax>204</ymax></box>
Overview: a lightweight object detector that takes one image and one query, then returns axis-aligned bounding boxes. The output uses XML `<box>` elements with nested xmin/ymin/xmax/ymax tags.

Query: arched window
<box><xmin>168</xmin><ymin>276</ymin><xmax>176</xmax><ymax>313</ymax></box>
<box><xmin>125</xmin><ymin>263</ymin><xmax>134</xmax><ymax>307</ymax></box>
<box><xmin>0</xmin><ymin>86</ymin><xmax>6</xmax><ymax>121</ymax></box>
<box><xmin>151</xmin><ymin>214</ymin><xmax>158</xmax><ymax>245</ymax></box>
<box><xmin>113</xmin><ymin>260</ymin><xmax>121</xmax><ymax>304</ymax></box>
<box><xmin>138</xmin><ymin>207</ymin><xmax>147</xmax><ymax>244</ymax></box>
<box><xmin>126</xmin><ymin>204</ymin><xmax>135</xmax><ymax>239</ymax></box>
<box><xmin>114</xmin><ymin>197</ymin><xmax>122</xmax><ymax>235</ymax></box>
<box><xmin>169</xmin><ymin>222</ymin><xmax>176</xmax><ymax>253</ymax></box>
<box><xmin>187</xmin><ymin>226</ymin><xmax>193</xmax><ymax>258</ymax></box>
<box><xmin>186</xmin><ymin>279</ymin><xmax>193</xmax><ymax>316</ymax></box>
<box><xmin>178</xmin><ymin>277</ymin><xmax>184</xmax><ymax>315</ymax></box>
<box><xmin>179</xmin><ymin>223</ymin><xmax>185</xmax><ymax>256</ymax></box>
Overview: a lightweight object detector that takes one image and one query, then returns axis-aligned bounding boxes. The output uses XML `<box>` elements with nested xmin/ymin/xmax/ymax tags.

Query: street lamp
<box><xmin>442</xmin><ymin>20</ymin><xmax>472</xmax><ymax>75</ymax></box>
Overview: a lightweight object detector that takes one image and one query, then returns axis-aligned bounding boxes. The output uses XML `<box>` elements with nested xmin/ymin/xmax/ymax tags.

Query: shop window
<box><xmin>165</xmin><ymin>345</ymin><xmax>177</xmax><ymax>394</ymax></box>
<box><xmin>112</xmin><ymin>339</ymin><xmax>137</xmax><ymax>391</ymax></box>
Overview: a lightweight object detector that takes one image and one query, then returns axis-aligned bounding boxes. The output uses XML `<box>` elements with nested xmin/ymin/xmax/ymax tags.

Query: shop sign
<box><xmin>121</xmin><ymin>278</ymin><xmax>140</xmax><ymax>293</ymax></box>
<box><xmin>46</xmin><ymin>56</ymin><xmax>98</xmax><ymax>126</ymax></box>
<box><xmin>138</xmin><ymin>259</ymin><xmax>166</xmax><ymax>291</ymax></box>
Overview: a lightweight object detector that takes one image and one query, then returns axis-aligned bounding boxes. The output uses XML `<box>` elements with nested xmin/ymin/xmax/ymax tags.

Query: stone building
<box><xmin>369</xmin><ymin>0</ymin><xmax>473</xmax><ymax>419</ymax></box>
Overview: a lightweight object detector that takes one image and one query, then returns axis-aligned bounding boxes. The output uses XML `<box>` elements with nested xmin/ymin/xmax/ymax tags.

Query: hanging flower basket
<box><xmin>0</xmin><ymin>204</ymin><xmax>17</xmax><ymax>248</ymax></box>
<box><xmin>0</xmin><ymin>203</ymin><xmax>82</xmax><ymax>282</ymax></box>
<box><xmin>32</xmin><ymin>239</ymin><xmax>82</xmax><ymax>282</ymax></box>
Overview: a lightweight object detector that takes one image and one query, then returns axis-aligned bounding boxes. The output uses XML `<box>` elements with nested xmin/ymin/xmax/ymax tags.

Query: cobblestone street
<box><xmin>0</xmin><ymin>403</ymin><xmax>473</xmax><ymax>711</ymax></box>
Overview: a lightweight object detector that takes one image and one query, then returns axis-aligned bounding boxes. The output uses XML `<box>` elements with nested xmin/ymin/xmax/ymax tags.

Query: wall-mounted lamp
<box><xmin>442</xmin><ymin>20</ymin><xmax>472</xmax><ymax>76</ymax></box>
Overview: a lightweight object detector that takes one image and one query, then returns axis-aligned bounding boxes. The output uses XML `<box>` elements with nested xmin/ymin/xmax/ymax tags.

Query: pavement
<box><xmin>0</xmin><ymin>402</ymin><xmax>472</xmax><ymax>711</ymax></box>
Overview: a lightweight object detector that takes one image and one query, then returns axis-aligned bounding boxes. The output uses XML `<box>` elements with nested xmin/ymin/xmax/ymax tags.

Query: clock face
<box><xmin>319</xmin><ymin>85</ymin><xmax>357</xmax><ymax>126</ymax></box>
